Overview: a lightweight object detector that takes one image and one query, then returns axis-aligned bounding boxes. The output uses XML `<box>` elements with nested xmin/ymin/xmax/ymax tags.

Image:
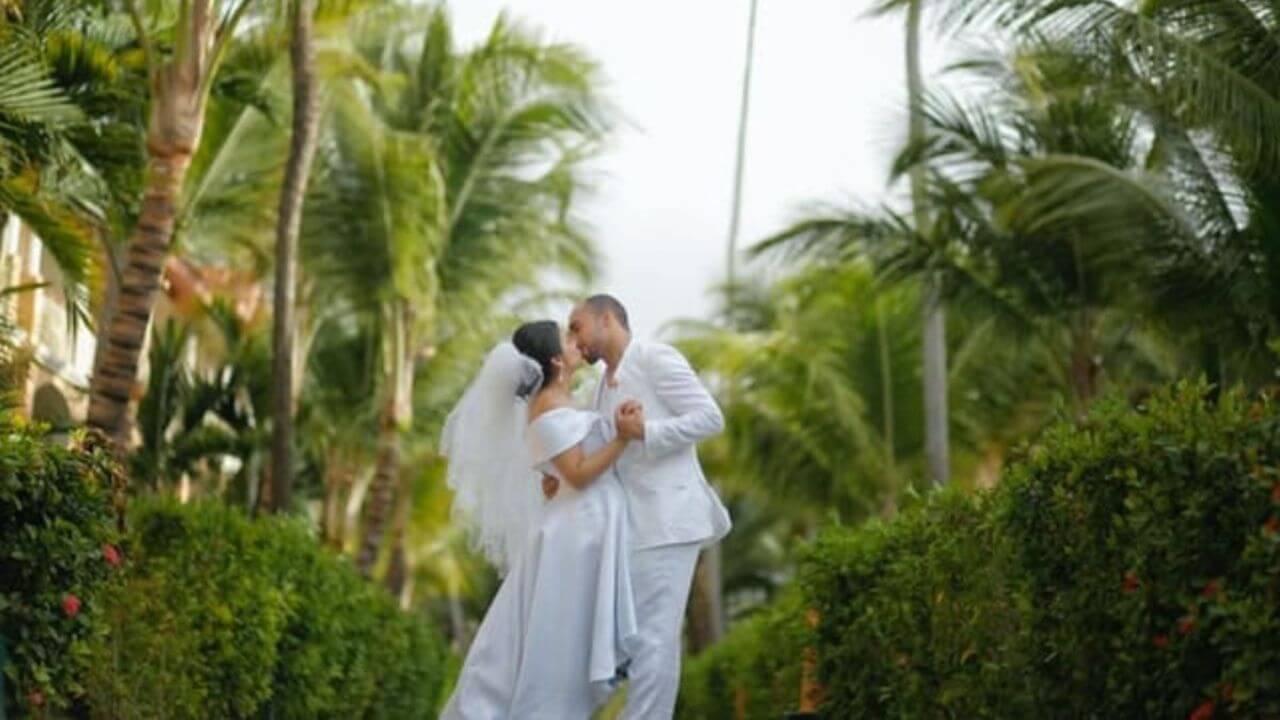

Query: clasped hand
<box><xmin>541</xmin><ymin>400</ymin><xmax>644</xmax><ymax>501</ymax></box>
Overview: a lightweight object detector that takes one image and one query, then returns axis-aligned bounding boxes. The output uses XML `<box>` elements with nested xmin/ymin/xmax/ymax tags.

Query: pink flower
<box><xmin>62</xmin><ymin>593</ymin><xmax>81</xmax><ymax>618</ymax></box>
<box><xmin>1188</xmin><ymin>700</ymin><xmax>1214</xmax><ymax>720</ymax></box>
<box><xmin>102</xmin><ymin>544</ymin><xmax>122</xmax><ymax>567</ymax></box>
<box><xmin>27</xmin><ymin>690</ymin><xmax>45</xmax><ymax>708</ymax></box>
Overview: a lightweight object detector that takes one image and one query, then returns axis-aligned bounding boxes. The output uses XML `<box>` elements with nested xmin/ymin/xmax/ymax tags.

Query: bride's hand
<box><xmin>616</xmin><ymin>400</ymin><xmax>645</xmax><ymax>441</ymax></box>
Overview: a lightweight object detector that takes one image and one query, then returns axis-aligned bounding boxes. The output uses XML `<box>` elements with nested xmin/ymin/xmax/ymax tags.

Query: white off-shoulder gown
<box><xmin>440</xmin><ymin>407</ymin><xmax>639</xmax><ymax>720</ymax></box>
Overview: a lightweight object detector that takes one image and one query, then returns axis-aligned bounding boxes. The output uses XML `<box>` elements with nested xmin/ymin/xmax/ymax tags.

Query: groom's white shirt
<box><xmin>593</xmin><ymin>340</ymin><xmax>732</xmax><ymax>550</ymax></box>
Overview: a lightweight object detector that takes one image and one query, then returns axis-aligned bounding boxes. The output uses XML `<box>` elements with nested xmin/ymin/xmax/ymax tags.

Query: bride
<box><xmin>439</xmin><ymin>320</ymin><xmax>641</xmax><ymax>719</ymax></box>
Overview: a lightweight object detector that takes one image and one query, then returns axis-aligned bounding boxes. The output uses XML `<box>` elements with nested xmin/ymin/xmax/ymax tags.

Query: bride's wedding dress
<box><xmin>440</xmin><ymin>407</ymin><xmax>639</xmax><ymax>720</ymax></box>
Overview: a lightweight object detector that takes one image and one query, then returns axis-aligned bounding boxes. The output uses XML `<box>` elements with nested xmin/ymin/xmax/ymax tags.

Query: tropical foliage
<box><xmin>6</xmin><ymin>0</ymin><xmax>1280</xmax><ymax>713</ymax></box>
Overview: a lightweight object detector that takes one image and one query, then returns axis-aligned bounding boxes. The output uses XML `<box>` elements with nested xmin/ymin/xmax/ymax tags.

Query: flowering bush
<box><xmin>0</xmin><ymin>420</ymin><xmax>124</xmax><ymax>715</ymax></box>
<box><xmin>1000</xmin><ymin>383</ymin><xmax>1280</xmax><ymax>717</ymax></box>
<box><xmin>684</xmin><ymin>383</ymin><xmax>1280</xmax><ymax>718</ymax></box>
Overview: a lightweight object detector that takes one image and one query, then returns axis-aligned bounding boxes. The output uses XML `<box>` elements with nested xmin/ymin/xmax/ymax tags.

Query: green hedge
<box><xmin>682</xmin><ymin>384</ymin><xmax>1280</xmax><ymax>718</ymax></box>
<box><xmin>801</xmin><ymin>487</ymin><xmax>1028</xmax><ymax>719</ymax></box>
<box><xmin>1</xmin><ymin>422</ymin><xmax>124</xmax><ymax>715</ymax></box>
<box><xmin>677</xmin><ymin>590</ymin><xmax>809</xmax><ymax>720</ymax></box>
<box><xmin>83</xmin><ymin>499</ymin><xmax>449</xmax><ymax>719</ymax></box>
<box><xmin>997</xmin><ymin>384</ymin><xmax>1280</xmax><ymax>717</ymax></box>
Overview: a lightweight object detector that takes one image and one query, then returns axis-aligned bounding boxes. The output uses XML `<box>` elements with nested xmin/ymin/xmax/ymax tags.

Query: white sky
<box><xmin>450</xmin><ymin>1</ymin><xmax>948</xmax><ymax>340</ymax></box>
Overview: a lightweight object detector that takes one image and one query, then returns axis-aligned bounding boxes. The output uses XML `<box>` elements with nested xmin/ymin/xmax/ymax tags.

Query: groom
<box><xmin>561</xmin><ymin>294</ymin><xmax>732</xmax><ymax>718</ymax></box>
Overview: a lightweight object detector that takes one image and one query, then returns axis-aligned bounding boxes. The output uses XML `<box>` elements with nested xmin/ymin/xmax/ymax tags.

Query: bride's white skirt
<box><xmin>440</xmin><ymin>475</ymin><xmax>639</xmax><ymax>720</ymax></box>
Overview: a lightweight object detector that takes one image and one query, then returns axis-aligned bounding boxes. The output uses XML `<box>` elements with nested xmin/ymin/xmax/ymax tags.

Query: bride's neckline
<box><xmin>528</xmin><ymin>405</ymin><xmax>579</xmax><ymax>424</ymax></box>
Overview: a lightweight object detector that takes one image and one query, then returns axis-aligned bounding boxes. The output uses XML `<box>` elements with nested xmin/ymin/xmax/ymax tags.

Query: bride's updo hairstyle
<box><xmin>512</xmin><ymin>320</ymin><xmax>562</xmax><ymax>398</ymax></box>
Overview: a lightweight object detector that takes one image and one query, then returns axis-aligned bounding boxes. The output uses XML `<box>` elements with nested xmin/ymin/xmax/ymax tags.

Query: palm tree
<box><xmin>866</xmin><ymin>0</ymin><xmax>952</xmax><ymax>487</ymax></box>
<box><xmin>270</xmin><ymin>0</ymin><xmax>321</xmax><ymax>513</ymax></box>
<box><xmin>674</xmin><ymin>268</ymin><xmax>928</xmax><ymax>522</ymax></box>
<box><xmin>88</xmin><ymin>0</ymin><xmax>257</xmax><ymax>444</ymax></box>
<box><xmin>758</xmin><ymin>45</ymin><xmax>1189</xmax><ymax>412</ymax></box>
<box><xmin>131</xmin><ymin>297</ymin><xmax>271</xmax><ymax>501</ymax></box>
<box><xmin>301</xmin><ymin>5</ymin><xmax>609</xmax><ymax>577</ymax></box>
<box><xmin>927</xmin><ymin>0</ymin><xmax>1280</xmax><ymax>382</ymax></box>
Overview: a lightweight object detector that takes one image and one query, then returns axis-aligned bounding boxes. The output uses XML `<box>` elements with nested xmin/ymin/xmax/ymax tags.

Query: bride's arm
<box><xmin>549</xmin><ymin>436</ymin><xmax>630</xmax><ymax>490</ymax></box>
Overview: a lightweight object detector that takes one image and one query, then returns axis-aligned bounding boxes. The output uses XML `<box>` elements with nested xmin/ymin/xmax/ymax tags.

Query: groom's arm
<box><xmin>637</xmin><ymin>343</ymin><xmax>725</xmax><ymax>459</ymax></box>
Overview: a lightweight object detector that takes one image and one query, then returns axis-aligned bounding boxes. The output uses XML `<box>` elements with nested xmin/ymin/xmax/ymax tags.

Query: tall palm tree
<box><xmin>927</xmin><ymin>0</ymin><xmax>1280</xmax><ymax>380</ymax></box>
<box><xmin>269</xmin><ymin>0</ymin><xmax>321</xmax><ymax>512</ymax></box>
<box><xmin>758</xmin><ymin>45</ymin><xmax>1189</xmax><ymax>412</ymax></box>
<box><xmin>88</xmin><ymin>0</ymin><xmax>256</xmax><ymax>444</ymax></box>
<box><xmin>694</xmin><ymin>0</ymin><xmax>763</xmax><ymax>653</ymax></box>
<box><xmin>302</xmin><ymin>5</ymin><xmax>609</xmax><ymax>576</ymax></box>
<box><xmin>867</xmin><ymin>0</ymin><xmax>952</xmax><ymax>486</ymax></box>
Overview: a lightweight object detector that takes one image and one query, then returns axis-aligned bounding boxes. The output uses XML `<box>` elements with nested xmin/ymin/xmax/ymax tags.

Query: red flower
<box><xmin>102</xmin><ymin>544</ymin><xmax>122</xmax><ymax>567</ymax></box>
<box><xmin>1272</xmin><ymin>483</ymin><xmax>1280</xmax><ymax>503</ymax></box>
<box><xmin>1177</xmin><ymin>616</ymin><xmax>1196</xmax><ymax>636</ymax></box>
<box><xmin>62</xmin><ymin>593</ymin><xmax>81</xmax><ymax>618</ymax></box>
<box><xmin>1153</xmin><ymin>634</ymin><xmax>1170</xmax><ymax>649</ymax></box>
<box><xmin>27</xmin><ymin>690</ymin><xmax>44</xmax><ymax>708</ymax></box>
<box><xmin>1122</xmin><ymin>571</ymin><xmax>1140</xmax><ymax>594</ymax></box>
<box><xmin>1189</xmin><ymin>700</ymin><xmax>1214</xmax><ymax>720</ymax></box>
<box><xmin>1202</xmin><ymin>580</ymin><xmax>1222</xmax><ymax>600</ymax></box>
<box><xmin>1265</xmin><ymin>516</ymin><xmax>1279</xmax><ymax>536</ymax></box>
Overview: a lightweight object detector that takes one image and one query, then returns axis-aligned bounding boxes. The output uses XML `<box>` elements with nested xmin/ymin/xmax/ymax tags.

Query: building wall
<box><xmin>1</xmin><ymin>214</ymin><xmax>97</xmax><ymax>423</ymax></box>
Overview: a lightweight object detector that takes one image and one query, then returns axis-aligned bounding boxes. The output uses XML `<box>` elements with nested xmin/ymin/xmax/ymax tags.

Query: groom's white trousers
<box><xmin>620</xmin><ymin>541</ymin><xmax>703</xmax><ymax>720</ymax></box>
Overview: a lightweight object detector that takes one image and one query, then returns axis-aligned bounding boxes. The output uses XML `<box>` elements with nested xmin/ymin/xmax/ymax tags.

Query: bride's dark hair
<box><xmin>512</xmin><ymin>320</ymin><xmax>562</xmax><ymax>397</ymax></box>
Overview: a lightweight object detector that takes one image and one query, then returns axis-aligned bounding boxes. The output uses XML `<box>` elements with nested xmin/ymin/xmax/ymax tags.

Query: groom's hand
<box><xmin>541</xmin><ymin>474</ymin><xmax>559</xmax><ymax>500</ymax></box>
<box><xmin>617</xmin><ymin>401</ymin><xmax>646</xmax><ymax>441</ymax></box>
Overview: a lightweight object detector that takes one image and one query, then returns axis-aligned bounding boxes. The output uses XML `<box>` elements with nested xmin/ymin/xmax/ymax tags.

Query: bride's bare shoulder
<box><xmin>527</xmin><ymin>392</ymin><xmax>573</xmax><ymax>422</ymax></box>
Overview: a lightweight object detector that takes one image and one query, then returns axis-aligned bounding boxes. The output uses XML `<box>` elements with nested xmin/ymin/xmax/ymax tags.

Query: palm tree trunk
<box><xmin>88</xmin><ymin>1</ymin><xmax>224</xmax><ymax>444</ymax></box>
<box><xmin>688</xmin><ymin>0</ymin><xmax>759</xmax><ymax>654</ymax></box>
<box><xmin>447</xmin><ymin>587</ymin><xmax>470</xmax><ymax>651</ymax></box>
<box><xmin>270</xmin><ymin>0</ymin><xmax>321</xmax><ymax>512</ymax></box>
<box><xmin>358</xmin><ymin>404</ymin><xmax>403</xmax><ymax>576</ymax></box>
<box><xmin>357</xmin><ymin>305</ymin><xmax>415</xmax><ymax>576</ymax></box>
<box><xmin>906</xmin><ymin>0</ymin><xmax>950</xmax><ymax>487</ymax></box>
<box><xmin>87</xmin><ymin>152</ymin><xmax>194</xmax><ymax>444</ymax></box>
<box><xmin>322</xmin><ymin>465</ymin><xmax>342</xmax><ymax>548</ymax></box>
<box><xmin>725</xmin><ymin>0</ymin><xmax>759</xmax><ymax>300</ymax></box>
<box><xmin>686</xmin><ymin>546</ymin><xmax>726</xmax><ymax>653</ymax></box>
<box><xmin>1069</xmin><ymin>316</ymin><xmax>1100</xmax><ymax>413</ymax></box>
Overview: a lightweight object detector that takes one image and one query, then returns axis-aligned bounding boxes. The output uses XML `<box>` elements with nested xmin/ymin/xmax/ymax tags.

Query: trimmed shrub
<box><xmin>800</xmin><ymin>487</ymin><xmax>1027</xmax><ymax>719</ymax></box>
<box><xmin>688</xmin><ymin>383</ymin><xmax>1280</xmax><ymax>718</ymax></box>
<box><xmin>0</xmin><ymin>421</ymin><xmax>124</xmax><ymax>715</ymax></box>
<box><xmin>83</xmin><ymin>499</ymin><xmax>448</xmax><ymax>719</ymax></box>
<box><xmin>677</xmin><ymin>590</ymin><xmax>809</xmax><ymax>720</ymax></box>
<box><xmin>996</xmin><ymin>383</ymin><xmax>1280</xmax><ymax>717</ymax></box>
<box><xmin>83</xmin><ymin>499</ymin><xmax>289</xmax><ymax>718</ymax></box>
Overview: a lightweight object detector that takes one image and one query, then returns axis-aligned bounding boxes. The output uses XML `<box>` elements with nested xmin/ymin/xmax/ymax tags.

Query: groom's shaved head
<box><xmin>583</xmin><ymin>294</ymin><xmax>630</xmax><ymax>331</ymax></box>
<box><xmin>569</xmin><ymin>294</ymin><xmax>631</xmax><ymax>367</ymax></box>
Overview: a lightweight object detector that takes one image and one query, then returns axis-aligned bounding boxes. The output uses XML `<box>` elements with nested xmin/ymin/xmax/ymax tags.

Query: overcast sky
<box><xmin>450</xmin><ymin>1</ymin><xmax>948</xmax><ymax>340</ymax></box>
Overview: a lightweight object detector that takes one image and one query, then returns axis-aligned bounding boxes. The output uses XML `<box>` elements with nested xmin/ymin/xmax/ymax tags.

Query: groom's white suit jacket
<box><xmin>592</xmin><ymin>341</ymin><xmax>732</xmax><ymax>550</ymax></box>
